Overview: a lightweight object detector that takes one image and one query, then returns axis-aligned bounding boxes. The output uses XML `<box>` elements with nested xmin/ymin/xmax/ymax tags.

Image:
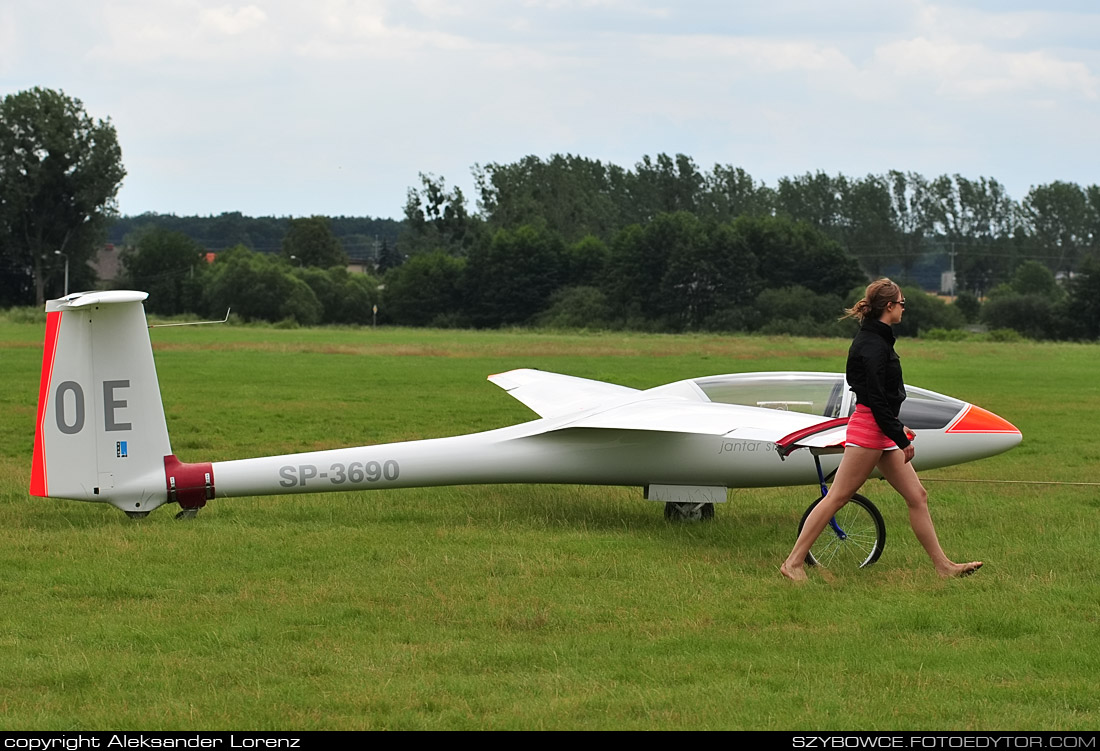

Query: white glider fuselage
<box><xmin>215</xmin><ymin>410</ymin><xmax>811</xmax><ymax>499</ymax></box>
<box><xmin>210</xmin><ymin>390</ymin><xmax>1018</xmax><ymax>500</ymax></box>
<box><xmin>30</xmin><ymin>292</ymin><xmax>1022</xmax><ymax>517</ymax></box>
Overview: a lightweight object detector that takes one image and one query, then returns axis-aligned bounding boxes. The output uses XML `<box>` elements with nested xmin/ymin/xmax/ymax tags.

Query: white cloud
<box><xmin>0</xmin><ymin>6</ymin><xmax>18</xmax><ymax>76</ymax></box>
<box><xmin>84</xmin><ymin>1</ymin><xmax>278</xmax><ymax>64</ymax></box>
<box><xmin>642</xmin><ymin>34</ymin><xmax>856</xmax><ymax>74</ymax></box>
<box><xmin>914</xmin><ymin>1</ymin><xmax>1100</xmax><ymax>46</ymax></box>
<box><xmin>4</xmin><ymin>0</ymin><xmax>1097</xmax><ymax>216</ymax></box>
<box><xmin>291</xmin><ymin>19</ymin><xmax>477</xmax><ymax>62</ymax></box>
<box><xmin>199</xmin><ymin>4</ymin><xmax>267</xmax><ymax>35</ymax></box>
<box><xmin>876</xmin><ymin>36</ymin><xmax>1098</xmax><ymax>100</ymax></box>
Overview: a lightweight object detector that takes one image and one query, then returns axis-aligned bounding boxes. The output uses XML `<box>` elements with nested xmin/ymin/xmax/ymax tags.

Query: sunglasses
<box><xmin>892</xmin><ymin>298</ymin><xmax>907</xmax><ymax>309</ymax></box>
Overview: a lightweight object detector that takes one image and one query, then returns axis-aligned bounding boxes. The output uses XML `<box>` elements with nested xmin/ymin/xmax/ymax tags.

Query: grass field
<box><xmin>0</xmin><ymin>317</ymin><xmax>1097</xmax><ymax>730</ymax></box>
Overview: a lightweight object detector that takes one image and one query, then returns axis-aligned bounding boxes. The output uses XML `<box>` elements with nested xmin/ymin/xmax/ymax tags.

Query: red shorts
<box><xmin>845</xmin><ymin>404</ymin><xmax>899</xmax><ymax>450</ymax></box>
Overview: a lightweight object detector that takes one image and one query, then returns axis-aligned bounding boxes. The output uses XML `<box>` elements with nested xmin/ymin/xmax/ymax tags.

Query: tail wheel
<box><xmin>797</xmin><ymin>492</ymin><xmax>885</xmax><ymax>569</ymax></box>
<box><xmin>663</xmin><ymin>502</ymin><xmax>715</xmax><ymax>522</ymax></box>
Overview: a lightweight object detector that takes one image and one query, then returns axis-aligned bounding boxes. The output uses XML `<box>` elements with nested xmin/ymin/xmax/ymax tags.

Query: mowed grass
<box><xmin>0</xmin><ymin>320</ymin><xmax>1097</xmax><ymax>730</ymax></box>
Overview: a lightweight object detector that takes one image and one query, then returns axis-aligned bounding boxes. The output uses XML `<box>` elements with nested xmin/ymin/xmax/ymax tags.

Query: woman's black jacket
<box><xmin>845</xmin><ymin>318</ymin><xmax>911</xmax><ymax>449</ymax></box>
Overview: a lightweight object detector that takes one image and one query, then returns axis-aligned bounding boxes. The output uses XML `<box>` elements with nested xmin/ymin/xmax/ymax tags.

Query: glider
<box><xmin>29</xmin><ymin>291</ymin><xmax>1022</xmax><ymax>569</ymax></box>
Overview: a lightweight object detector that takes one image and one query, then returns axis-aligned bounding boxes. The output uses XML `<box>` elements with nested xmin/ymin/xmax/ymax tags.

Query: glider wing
<box><xmin>556</xmin><ymin>399</ymin><xmax>835</xmax><ymax>438</ymax></box>
<box><xmin>488</xmin><ymin>368</ymin><xmax>639</xmax><ymax>418</ymax></box>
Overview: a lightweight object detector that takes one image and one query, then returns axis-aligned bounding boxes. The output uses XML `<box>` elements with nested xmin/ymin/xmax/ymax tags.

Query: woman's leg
<box><xmin>875</xmin><ymin>451</ymin><xmax>983</xmax><ymax>578</ymax></box>
<box><xmin>780</xmin><ymin>446</ymin><xmax>882</xmax><ymax>581</ymax></box>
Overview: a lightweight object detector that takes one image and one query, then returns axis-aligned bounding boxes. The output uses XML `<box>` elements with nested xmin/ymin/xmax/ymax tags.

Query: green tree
<box><xmin>382</xmin><ymin>251</ymin><xmax>466</xmax><ymax>327</ymax></box>
<box><xmin>660</xmin><ymin>220</ymin><xmax>758</xmax><ymax>330</ymax></box>
<box><xmin>837</xmin><ymin>174</ymin><xmax>899</xmax><ymax>278</ymax></box>
<box><xmin>953</xmin><ymin>291</ymin><xmax>981</xmax><ymax>323</ymax></box>
<box><xmin>401</xmin><ymin>173</ymin><xmax>480</xmax><ymax>256</ymax></box>
<box><xmin>603</xmin><ymin>212</ymin><xmax>764</xmax><ymax>331</ymax></box>
<box><xmin>203</xmin><ymin>245</ymin><xmax>321</xmax><ymax>325</ymax></box>
<box><xmin>732</xmin><ymin>215</ymin><xmax>865</xmax><ymax>297</ymax></box>
<box><xmin>604</xmin><ymin>212</ymin><xmax>702</xmax><ymax>327</ymax></box>
<box><xmin>465</xmin><ymin>225</ymin><xmax>565</xmax><ymax>327</ymax></box>
<box><xmin>334</xmin><ymin>274</ymin><xmax>381</xmax><ymax>325</ymax></box>
<box><xmin>534</xmin><ymin>286</ymin><xmax>612</xmax><ymax>329</ymax></box>
<box><xmin>886</xmin><ymin>171</ymin><xmax>934</xmax><ymax>280</ymax></box>
<box><xmin>0</xmin><ymin>87</ymin><xmax>126</xmax><ymax>305</ymax></box>
<box><xmin>376</xmin><ymin>238</ymin><xmax>402</xmax><ymax>273</ymax></box>
<box><xmin>1059</xmin><ymin>254</ymin><xmax>1100</xmax><ymax>340</ymax></box>
<box><xmin>119</xmin><ymin>227</ymin><xmax>206</xmax><ymax>315</ymax></box>
<box><xmin>749</xmin><ymin>285</ymin><xmax>850</xmax><ymax>337</ymax></box>
<box><xmin>475</xmin><ymin>154</ymin><xmax>628</xmax><ymax>242</ymax></box>
<box><xmin>1009</xmin><ymin>259</ymin><xmax>1062</xmax><ymax>298</ymax></box>
<box><xmin>1023</xmin><ymin>182</ymin><xmax>1091</xmax><ymax>275</ymax></box>
<box><xmin>981</xmin><ymin>294</ymin><xmax>1056</xmax><ymax>340</ymax></box>
<box><xmin>562</xmin><ymin>235</ymin><xmax>609</xmax><ymax>288</ymax></box>
<box><xmin>293</xmin><ymin>266</ymin><xmax>380</xmax><ymax>325</ymax></box>
<box><xmin>474</xmin><ymin>153</ymin><xmax>770</xmax><ymax>242</ymax></box>
<box><xmin>700</xmin><ymin>165</ymin><xmax>774</xmax><ymax>222</ymax></box>
<box><xmin>202</xmin><ymin>211</ymin><xmax>267</xmax><ymax>249</ymax></box>
<box><xmin>281</xmin><ymin>216</ymin><xmax>348</xmax><ymax>269</ymax></box>
<box><xmin>631</xmin><ymin>153</ymin><xmax>704</xmax><ymax>218</ymax></box>
<box><xmin>775</xmin><ymin>171</ymin><xmax>843</xmax><ymax>235</ymax></box>
<box><xmin>1087</xmin><ymin>186</ymin><xmax>1100</xmax><ymax>252</ymax></box>
<box><xmin>293</xmin><ymin>267</ymin><xmax>341</xmax><ymax>322</ymax></box>
<box><xmin>926</xmin><ymin>175</ymin><xmax>1018</xmax><ymax>295</ymax></box>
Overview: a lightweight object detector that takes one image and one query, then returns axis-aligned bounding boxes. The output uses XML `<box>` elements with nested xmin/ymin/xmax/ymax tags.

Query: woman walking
<box><xmin>780</xmin><ymin>279</ymin><xmax>983</xmax><ymax>581</ymax></box>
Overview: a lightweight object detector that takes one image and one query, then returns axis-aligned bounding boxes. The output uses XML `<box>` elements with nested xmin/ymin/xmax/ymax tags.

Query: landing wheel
<box><xmin>175</xmin><ymin>507</ymin><xmax>199</xmax><ymax>520</ymax></box>
<box><xmin>124</xmin><ymin>510</ymin><xmax>150</xmax><ymax>520</ymax></box>
<box><xmin>797</xmin><ymin>492</ymin><xmax>885</xmax><ymax>569</ymax></box>
<box><xmin>663</xmin><ymin>502</ymin><xmax>715</xmax><ymax>522</ymax></box>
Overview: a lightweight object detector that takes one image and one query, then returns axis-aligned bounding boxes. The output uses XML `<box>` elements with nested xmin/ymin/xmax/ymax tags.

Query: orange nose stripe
<box><xmin>946</xmin><ymin>405</ymin><xmax>1021</xmax><ymax>434</ymax></box>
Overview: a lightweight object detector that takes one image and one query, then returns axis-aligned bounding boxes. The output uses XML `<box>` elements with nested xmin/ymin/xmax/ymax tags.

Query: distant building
<box><xmin>346</xmin><ymin>257</ymin><xmax>374</xmax><ymax>275</ymax></box>
<box><xmin>940</xmin><ymin>270</ymin><xmax>956</xmax><ymax>297</ymax></box>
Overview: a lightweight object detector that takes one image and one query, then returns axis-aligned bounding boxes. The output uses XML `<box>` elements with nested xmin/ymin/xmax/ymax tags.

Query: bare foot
<box><xmin>780</xmin><ymin>561</ymin><xmax>808</xmax><ymax>582</ymax></box>
<box><xmin>937</xmin><ymin>561</ymin><xmax>983</xmax><ymax>579</ymax></box>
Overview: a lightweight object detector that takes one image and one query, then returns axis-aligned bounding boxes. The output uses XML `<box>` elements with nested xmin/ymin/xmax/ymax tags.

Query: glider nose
<box><xmin>945</xmin><ymin>404</ymin><xmax>1022</xmax><ymax>455</ymax></box>
<box><xmin>947</xmin><ymin>404</ymin><xmax>1021</xmax><ymax>435</ymax></box>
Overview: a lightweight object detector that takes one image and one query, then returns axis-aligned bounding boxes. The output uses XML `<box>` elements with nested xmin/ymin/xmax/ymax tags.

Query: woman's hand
<box><xmin>903</xmin><ymin>444</ymin><xmax>915</xmax><ymax>463</ymax></box>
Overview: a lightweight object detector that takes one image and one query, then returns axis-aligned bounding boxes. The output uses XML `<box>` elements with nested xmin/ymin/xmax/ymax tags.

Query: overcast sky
<box><xmin>3</xmin><ymin>0</ymin><xmax>1098</xmax><ymax>220</ymax></box>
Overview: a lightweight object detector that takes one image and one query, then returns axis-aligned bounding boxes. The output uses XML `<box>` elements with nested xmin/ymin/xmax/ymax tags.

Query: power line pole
<box><xmin>947</xmin><ymin>243</ymin><xmax>957</xmax><ymax>301</ymax></box>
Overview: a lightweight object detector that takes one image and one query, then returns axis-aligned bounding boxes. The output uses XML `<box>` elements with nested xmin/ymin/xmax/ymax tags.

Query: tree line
<box><xmin>389</xmin><ymin>157</ymin><xmax>1099</xmax><ymax>339</ymax></box>
<box><xmin>122</xmin><ymin>198</ymin><xmax>1091</xmax><ymax>342</ymax></box>
<box><xmin>107</xmin><ymin>213</ymin><xmax>402</xmax><ymax>263</ymax></box>
<box><xmin>449</xmin><ymin>154</ymin><xmax>1098</xmax><ymax>293</ymax></box>
<box><xmin>3</xmin><ymin>88</ymin><xmax>1098</xmax><ymax>340</ymax></box>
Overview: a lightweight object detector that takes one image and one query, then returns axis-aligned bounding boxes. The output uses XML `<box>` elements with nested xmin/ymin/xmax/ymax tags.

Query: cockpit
<box><xmin>691</xmin><ymin>373</ymin><xmax>966</xmax><ymax>430</ymax></box>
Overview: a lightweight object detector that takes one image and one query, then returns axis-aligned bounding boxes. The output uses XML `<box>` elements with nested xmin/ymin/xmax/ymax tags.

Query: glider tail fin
<box><xmin>30</xmin><ymin>291</ymin><xmax>173</xmax><ymax>516</ymax></box>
